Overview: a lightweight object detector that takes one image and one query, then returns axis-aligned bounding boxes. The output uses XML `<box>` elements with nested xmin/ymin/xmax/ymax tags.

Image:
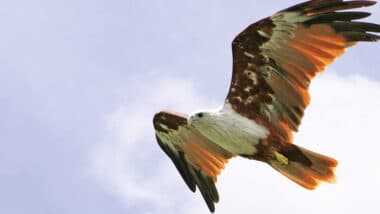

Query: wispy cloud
<box><xmin>90</xmin><ymin>72</ymin><xmax>380</xmax><ymax>214</ymax></box>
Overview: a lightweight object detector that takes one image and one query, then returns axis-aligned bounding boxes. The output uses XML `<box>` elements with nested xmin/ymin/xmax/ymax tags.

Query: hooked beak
<box><xmin>188</xmin><ymin>115</ymin><xmax>194</xmax><ymax>126</ymax></box>
<box><xmin>188</xmin><ymin>115</ymin><xmax>198</xmax><ymax>126</ymax></box>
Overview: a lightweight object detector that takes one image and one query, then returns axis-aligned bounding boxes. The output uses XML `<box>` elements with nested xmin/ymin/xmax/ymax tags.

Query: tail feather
<box><xmin>269</xmin><ymin>145</ymin><xmax>337</xmax><ymax>190</ymax></box>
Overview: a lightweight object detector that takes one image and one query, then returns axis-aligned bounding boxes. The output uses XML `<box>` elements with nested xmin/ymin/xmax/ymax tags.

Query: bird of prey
<box><xmin>153</xmin><ymin>0</ymin><xmax>380</xmax><ymax>212</ymax></box>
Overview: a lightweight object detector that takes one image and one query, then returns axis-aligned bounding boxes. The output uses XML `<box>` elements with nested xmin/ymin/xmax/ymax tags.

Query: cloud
<box><xmin>90</xmin><ymin>72</ymin><xmax>380</xmax><ymax>214</ymax></box>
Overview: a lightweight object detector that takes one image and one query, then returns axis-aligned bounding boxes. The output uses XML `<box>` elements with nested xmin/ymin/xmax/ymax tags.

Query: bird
<box><xmin>153</xmin><ymin>0</ymin><xmax>380</xmax><ymax>212</ymax></box>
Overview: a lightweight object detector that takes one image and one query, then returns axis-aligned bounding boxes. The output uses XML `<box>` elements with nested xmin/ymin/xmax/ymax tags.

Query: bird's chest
<box><xmin>200</xmin><ymin>112</ymin><xmax>270</xmax><ymax>155</ymax></box>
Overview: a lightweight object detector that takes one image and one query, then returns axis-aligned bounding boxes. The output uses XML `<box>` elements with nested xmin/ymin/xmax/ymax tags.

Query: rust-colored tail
<box><xmin>269</xmin><ymin>145</ymin><xmax>337</xmax><ymax>190</ymax></box>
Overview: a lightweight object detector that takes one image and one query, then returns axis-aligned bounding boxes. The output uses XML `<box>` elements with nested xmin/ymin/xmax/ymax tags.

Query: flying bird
<box><xmin>153</xmin><ymin>0</ymin><xmax>380</xmax><ymax>212</ymax></box>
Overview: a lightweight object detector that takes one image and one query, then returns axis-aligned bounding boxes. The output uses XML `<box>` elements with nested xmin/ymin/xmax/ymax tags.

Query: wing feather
<box><xmin>153</xmin><ymin>111</ymin><xmax>234</xmax><ymax>212</ymax></box>
<box><xmin>227</xmin><ymin>0</ymin><xmax>380</xmax><ymax>142</ymax></box>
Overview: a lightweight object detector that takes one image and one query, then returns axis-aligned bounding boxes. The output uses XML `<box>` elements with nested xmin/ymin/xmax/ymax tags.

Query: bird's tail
<box><xmin>268</xmin><ymin>144</ymin><xmax>337</xmax><ymax>190</ymax></box>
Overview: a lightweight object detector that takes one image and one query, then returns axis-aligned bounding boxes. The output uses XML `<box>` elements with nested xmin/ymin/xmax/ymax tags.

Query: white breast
<box><xmin>193</xmin><ymin>103</ymin><xmax>269</xmax><ymax>155</ymax></box>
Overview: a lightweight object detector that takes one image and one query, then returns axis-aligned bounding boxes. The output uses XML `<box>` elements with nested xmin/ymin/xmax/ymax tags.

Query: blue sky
<box><xmin>1</xmin><ymin>0</ymin><xmax>379</xmax><ymax>213</ymax></box>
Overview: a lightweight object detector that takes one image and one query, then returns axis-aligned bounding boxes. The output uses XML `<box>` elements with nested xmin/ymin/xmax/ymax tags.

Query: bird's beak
<box><xmin>188</xmin><ymin>116</ymin><xmax>193</xmax><ymax>126</ymax></box>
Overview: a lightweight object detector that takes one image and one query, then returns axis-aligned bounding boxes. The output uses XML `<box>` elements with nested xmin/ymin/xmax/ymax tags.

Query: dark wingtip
<box><xmin>192</xmin><ymin>169</ymin><xmax>219</xmax><ymax>213</ymax></box>
<box><xmin>156</xmin><ymin>136</ymin><xmax>197</xmax><ymax>192</ymax></box>
<box><xmin>354</xmin><ymin>0</ymin><xmax>377</xmax><ymax>7</ymax></box>
<box><xmin>343</xmin><ymin>32</ymin><xmax>380</xmax><ymax>42</ymax></box>
<box><xmin>283</xmin><ymin>0</ymin><xmax>378</xmax><ymax>14</ymax></box>
<box><xmin>365</xmin><ymin>0</ymin><xmax>377</xmax><ymax>6</ymax></box>
<box><xmin>288</xmin><ymin>0</ymin><xmax>380</xmax><ymax>43</ymax></box>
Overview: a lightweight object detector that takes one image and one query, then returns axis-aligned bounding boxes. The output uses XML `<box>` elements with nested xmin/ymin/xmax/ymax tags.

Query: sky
<box><xmin>0</xmin><ymin>0</ymin><xmax>379</xmax><ymax>213</ymax></box>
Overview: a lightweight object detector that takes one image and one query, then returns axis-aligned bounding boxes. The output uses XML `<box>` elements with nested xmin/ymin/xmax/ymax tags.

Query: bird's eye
<box><xmin>197</xmin><ymin>113</ymin><xmax>204</xmax><ymax>118</ymax></box>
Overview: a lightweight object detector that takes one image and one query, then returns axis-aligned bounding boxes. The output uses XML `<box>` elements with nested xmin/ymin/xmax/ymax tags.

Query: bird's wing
<box><xmin>226</xmin><ymin>0</ymin><xmax>380</xmax><ymax>142</ymax></box>
<box><xmin>153</xmin><ymin>111</ymin><xmax>234</xmax><ymax>212</ymax></box>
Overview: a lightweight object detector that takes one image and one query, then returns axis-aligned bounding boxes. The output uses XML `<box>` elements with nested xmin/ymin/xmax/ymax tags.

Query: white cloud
<box><xmin>90</xmin><ymin>72</ymin><xmax>380</xmax><ymax>214</ymax></box>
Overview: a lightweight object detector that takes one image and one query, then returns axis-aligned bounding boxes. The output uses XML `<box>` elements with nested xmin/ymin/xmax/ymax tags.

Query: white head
<box><xmin>188</xmin><ymin>109</ymin><xmax>226</xmax><ymax>145</ymax></box>
<box><xmin>188</xmin><ymin>110</ymin><xmax>214</xmax><ymax>127</ymax></box>
<box><xmin>188</xmin><ymin>105</ymin><xmax>225</xmax><ymax>129</ymax></box>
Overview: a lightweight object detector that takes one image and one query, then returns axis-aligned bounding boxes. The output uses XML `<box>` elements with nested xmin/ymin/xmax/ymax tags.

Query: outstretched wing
<box><xmin>227</xmin><ymin>0</ymin><xmax>380</xmax><ymax>142</ymax></box>
<box><xmin>153</xmin><ymin>111</ymin><xmax>234</xmax><ymax>212</ymax></box>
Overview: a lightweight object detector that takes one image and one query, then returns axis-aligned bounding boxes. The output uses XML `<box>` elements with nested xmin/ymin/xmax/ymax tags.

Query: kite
<box><xmin>153</xmin><ymin>0</ymin><xmax>380</xmax><ymax>212</ymax></box>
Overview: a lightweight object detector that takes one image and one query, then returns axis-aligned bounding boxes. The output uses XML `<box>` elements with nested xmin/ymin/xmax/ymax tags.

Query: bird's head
<box><xmin>189</xmin><ymin>111</ymin><xmax>205</xmax><ymax>124</ymax></box>
<box><xmin>188</xmin><ymin>110</ymin><xmax>215</xmax><ymax>127</ymax></box>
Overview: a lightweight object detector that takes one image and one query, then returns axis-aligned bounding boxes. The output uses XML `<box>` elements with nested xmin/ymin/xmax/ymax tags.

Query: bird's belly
<box><xmin>210</xmin><ymin>127</ymin><xmax>264</xmax><ymax>155</ymax></box>
<box><xmin>198</xmin><ymin>117</ymin><xmax>269</xmax><ymax>155</ymax></box>
<box><xmin>193</xmin><ymin>103</ymin><xmax>270</xmax><ymax>155</ymax></box>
